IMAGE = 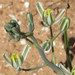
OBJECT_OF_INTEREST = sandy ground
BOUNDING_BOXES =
[0,0,75,75]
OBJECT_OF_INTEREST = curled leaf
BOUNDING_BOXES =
[60,17,70,32]
[42,40,51,53]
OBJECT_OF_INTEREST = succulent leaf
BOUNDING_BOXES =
[54,9,66,25]
[27,12,34,32]
[21,45,30,61]
[60,17,70,32]
[3,54,12,66]
[36,1,44,18]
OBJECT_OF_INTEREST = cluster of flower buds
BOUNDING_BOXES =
[11,53,23,70]
[3,45,30,71]
[42,40,51,53]
[42,8,54,26]
[36,1,66,26]
[4,19,21,41]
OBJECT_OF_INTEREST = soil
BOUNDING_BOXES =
[0,0,75,75]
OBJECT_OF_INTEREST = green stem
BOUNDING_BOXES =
[21,63,47,71]
[64,31,72,70]
[30,35,64,75]
[51,31,61,45]
[50,26,55,64]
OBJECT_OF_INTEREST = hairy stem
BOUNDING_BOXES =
[50,26,55,64]
[64,31,72,70]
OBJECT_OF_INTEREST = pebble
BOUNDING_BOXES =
[61,45,64,49]
[24,2,30,8]
[70,31,72,34]
[56,63,58,66]
[33,73,37,75]
[41,27,49,32]
[20,11,24,15]
[39,68,43,71]
[53,41,55,47]
[20,0,24,3]
[0,4,2,9]
[20,39,26,45]
[18,20,22,25]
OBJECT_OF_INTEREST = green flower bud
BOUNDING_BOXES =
[42,8,54,26]
[3,45,30,71]
[27,12,34,32]
[11,53,22,69]
[60,17,70,32]
[4,19,21,41]
[11,53,18,68]
[16,54,22,66]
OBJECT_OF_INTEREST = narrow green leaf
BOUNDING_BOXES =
[60,17,70,32]
[21,45,30,61]
[36,1,44,18]
[53,9,66,25]
[27,12,34,32]
[3,54,12,66]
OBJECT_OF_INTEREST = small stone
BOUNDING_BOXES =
[41,27,49,32]
[18,20,22,25]
[70,31,72,34]
[20,11,24,15]
[20,0,24,3]
[44,27,49,32]
[61,45,64,49]
[33,73,37,75]
[53,41,55,47]
[0,4,2,9]
[20,39,26,45]
[39,68,43,71]
[56,63,58,66]
[24,2,30,8]
[41,27,45,31]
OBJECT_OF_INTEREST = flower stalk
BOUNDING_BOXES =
[50,26,55,64]
[64,30,72,70]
